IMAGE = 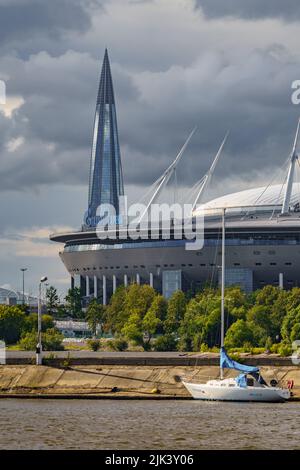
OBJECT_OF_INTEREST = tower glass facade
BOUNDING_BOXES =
[85,49,124,227]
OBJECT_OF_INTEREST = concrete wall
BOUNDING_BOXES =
[0,365,299,399]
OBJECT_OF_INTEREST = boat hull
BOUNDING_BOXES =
[182,381,290,402]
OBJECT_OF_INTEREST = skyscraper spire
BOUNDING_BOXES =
[85,49,124,227]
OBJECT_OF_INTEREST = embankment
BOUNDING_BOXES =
[0,364,299,399]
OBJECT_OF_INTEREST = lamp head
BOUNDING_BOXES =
[40,276,48,283]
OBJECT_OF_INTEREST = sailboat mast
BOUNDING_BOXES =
[220,207,226,379]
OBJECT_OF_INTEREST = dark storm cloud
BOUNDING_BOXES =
[2,0,300,294]
[0,0,91,44]
[195,0,300,22]
[1,0,300,194]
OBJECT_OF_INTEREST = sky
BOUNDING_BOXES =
[1,0,300,298]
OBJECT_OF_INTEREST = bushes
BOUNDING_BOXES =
[154,334,178,352]
[278,342,292,357]
[87,339,101,351]
[108,338,128,351]
[18,328,64,351]
[43,328,64,350]
[18,331,37,351]
[0,305,25,344]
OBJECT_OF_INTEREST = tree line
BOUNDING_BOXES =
[1,283,300,354]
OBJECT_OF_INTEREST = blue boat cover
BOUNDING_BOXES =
[220,347,259,373]
[235,373,247,388]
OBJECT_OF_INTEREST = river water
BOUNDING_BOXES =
[0,399,299,449]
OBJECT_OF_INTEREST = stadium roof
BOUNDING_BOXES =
[201,182,300,212]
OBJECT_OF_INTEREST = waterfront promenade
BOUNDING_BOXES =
[4,351,294,366]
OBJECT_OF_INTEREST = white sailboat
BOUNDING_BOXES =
[182,208,291,402]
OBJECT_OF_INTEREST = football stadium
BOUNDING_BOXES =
[50,51,300,303]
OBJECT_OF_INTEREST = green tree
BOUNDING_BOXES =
[148,294,167,323]
[281,305,300,343]
[224,319,254,349]
[65,287,83,318]
[254,285,281,307]
[253,285,289,341]
[178,289,221,351]
[86,299,106,337]
[225,286,248,320]
[122,312,143,345]
[142,310,160,348]
[124,284,156,318]
[105,286,127,334]
[46,286,59,315]
[0,305,25,344]
[247,305,272,335]
[291,323,300,343]
[121,288,164,350]
[55,304,68,318]
[164,290,186,334]
[23,313,54,333]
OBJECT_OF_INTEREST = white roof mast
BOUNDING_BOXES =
[138,127,197,223]
[191,131,229,213]
[281,118,300,214]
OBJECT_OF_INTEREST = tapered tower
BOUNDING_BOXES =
[84,49,124,227]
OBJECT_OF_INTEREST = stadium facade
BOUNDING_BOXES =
[50,51,300,304]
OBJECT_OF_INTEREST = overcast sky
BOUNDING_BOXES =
[1,0,300,297]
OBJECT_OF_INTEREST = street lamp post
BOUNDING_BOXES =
[36,276,48,366]
[20,268,28,304]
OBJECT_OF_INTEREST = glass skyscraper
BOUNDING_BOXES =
[84,49,124,227]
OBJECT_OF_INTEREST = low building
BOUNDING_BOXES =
[54,320,100,339]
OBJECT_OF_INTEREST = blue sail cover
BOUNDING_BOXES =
[220,347,259,373]
[235,373,247,388]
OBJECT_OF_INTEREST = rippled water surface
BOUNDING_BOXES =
[0,399,299,449]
